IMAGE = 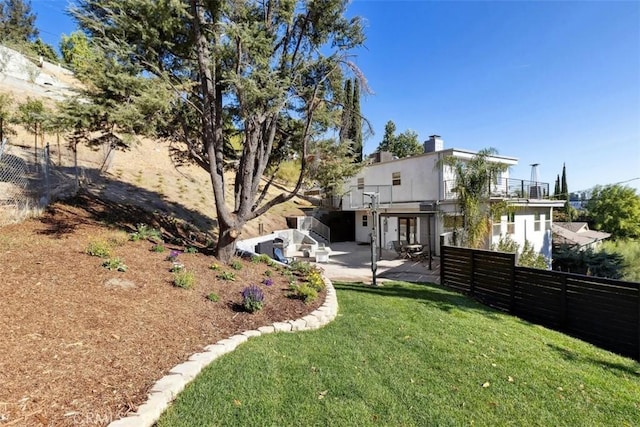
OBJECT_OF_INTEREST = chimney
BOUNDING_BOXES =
[424,135,444,153]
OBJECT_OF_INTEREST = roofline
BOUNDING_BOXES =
[364,147,519,167]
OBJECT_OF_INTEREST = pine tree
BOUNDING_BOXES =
[561,163,568,200]
[0,0,38,43]
[349,81,362,162]
[554,174,560,198]
[73,0,366,262]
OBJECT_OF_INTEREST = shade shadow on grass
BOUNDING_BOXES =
[334,281,504,320]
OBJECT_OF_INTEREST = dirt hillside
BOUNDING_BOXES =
[0,45,312,239]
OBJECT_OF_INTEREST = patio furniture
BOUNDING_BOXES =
[392,240,409,259]
[315,244,331,263]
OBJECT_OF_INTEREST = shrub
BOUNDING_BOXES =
[206,292,220,302]
[230,259,243,270]
[264,269,273,277]
[289,283,317,304]
[185,246,198,254]
[107,231,129,247]
[86,240,111,258]
[251,253,273,264]
[290,260,313,276]
[151,243,166,253]
[241,285,265,313]
[263,278,274,286]
[209,263,221,271]
[166,250,181,262]
[306,270,326,292]
[130,223,162,242]
[218,271,236,281]
[173,270,195,289]
[102,258,127,272]
[170,262,185,273]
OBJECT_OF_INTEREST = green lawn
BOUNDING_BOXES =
[158,281,640,427]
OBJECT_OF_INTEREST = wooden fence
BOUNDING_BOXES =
[440,243,640,361]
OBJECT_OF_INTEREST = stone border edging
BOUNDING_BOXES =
[107,276,338,427]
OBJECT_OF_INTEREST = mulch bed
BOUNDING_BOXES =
[0,194,323,426]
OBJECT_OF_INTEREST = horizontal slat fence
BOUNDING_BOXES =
[440,242,640,361]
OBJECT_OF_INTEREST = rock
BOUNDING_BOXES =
[104,278,137,290]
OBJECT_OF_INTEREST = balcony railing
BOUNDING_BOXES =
[444,178,551,200]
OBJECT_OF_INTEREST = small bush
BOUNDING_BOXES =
[241,285,265,313]
[290,260,313,276]
[306,270,326,292]
[170,262,185,273]
[218,271,236,281]
[173,270,195,289]
[206,292,220,302]
[263,278,274,286]
[289,283,317,304]
[185,246,198,254]
[264,269,273,277]
[251,253,273,264]
[130,223,162,242]
[209,263,221,271]
[102,258,127,272]
[230,259,243,270]
[166,250,181,262]
[151,243,166,253]
[86,240,111,258]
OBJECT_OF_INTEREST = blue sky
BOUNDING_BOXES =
[32,0,640,193]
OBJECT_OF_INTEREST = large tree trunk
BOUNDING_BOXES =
[216,218,242,263]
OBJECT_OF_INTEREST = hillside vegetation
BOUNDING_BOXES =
[0,44,311,239]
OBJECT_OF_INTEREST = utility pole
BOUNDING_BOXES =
[364,192,379,286]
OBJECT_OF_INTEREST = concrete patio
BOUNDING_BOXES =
[294,241,440,284]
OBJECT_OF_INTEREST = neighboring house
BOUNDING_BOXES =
[337,135,565,259]
[552,222,611,250]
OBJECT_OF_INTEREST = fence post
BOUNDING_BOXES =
[560,274,567,329]
[44,143,50,205]
[509,253,516,313]
[469,250,475,296]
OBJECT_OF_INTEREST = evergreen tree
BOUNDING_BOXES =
[376,120,421,158]
[0,0,38,43]
[553,174,560,198]
[72,0,366,262]
[349,81,362,162]
[32,38,60,62]
[561,163,568,200]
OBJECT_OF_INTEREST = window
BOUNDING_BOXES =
[507,212,515,234]
[534,212,541,231]
[392,172,401,186]
[362,215,368,227]
[357,177,364,190]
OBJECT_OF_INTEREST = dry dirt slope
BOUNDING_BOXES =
[0,45,311,239]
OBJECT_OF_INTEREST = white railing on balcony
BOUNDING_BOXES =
[296,216,330,243]
[346,185,393,209]
[444,178,551,200]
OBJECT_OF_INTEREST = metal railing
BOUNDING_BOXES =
[444,178,551,200]
[345,185,393,209]
[296,216,331,243]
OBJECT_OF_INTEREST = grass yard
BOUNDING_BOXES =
[158,281,640,427]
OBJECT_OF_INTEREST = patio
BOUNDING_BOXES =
[292,241,440,284]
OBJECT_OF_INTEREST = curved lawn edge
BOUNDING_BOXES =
[107,276,338,427]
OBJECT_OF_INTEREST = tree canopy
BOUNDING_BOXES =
[586,184,640,239]
[375,120,422,158]
[0,0,38,43]
[71,0,366,261]
[439,148,509,248]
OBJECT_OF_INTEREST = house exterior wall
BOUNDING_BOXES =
[492,206,554,260]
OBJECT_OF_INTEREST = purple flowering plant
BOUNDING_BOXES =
[263,278,274,286]
[241,285,265,313]
[166,250,181,262]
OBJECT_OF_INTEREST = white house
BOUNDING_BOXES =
[338,135,564,260]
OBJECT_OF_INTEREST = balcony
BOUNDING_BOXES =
[444,178,551,200]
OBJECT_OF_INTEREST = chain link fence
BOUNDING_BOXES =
[0,139,80,225]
